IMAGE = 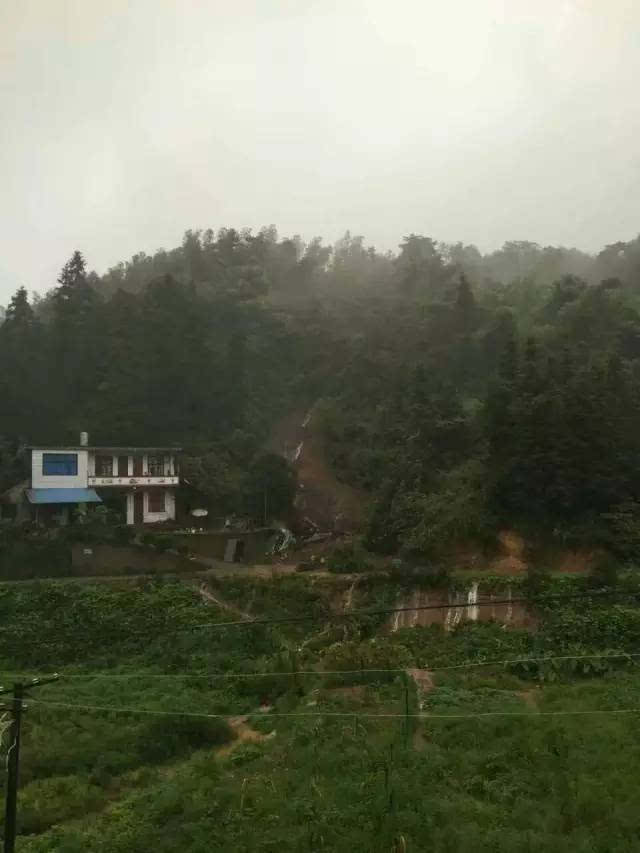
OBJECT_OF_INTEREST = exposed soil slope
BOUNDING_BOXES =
[267,405,368,532]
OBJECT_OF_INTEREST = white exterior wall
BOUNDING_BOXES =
[32,448,178,525]
[143,489,176,523]
[31,449,89,489]
[166,490,176,520]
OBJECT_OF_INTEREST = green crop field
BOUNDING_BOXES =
[2,576,640,852]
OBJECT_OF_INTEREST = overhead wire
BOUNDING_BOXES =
[181,588,640,631]
[26,696,640,721]
[0,588,634,649]
[4,651,639,683]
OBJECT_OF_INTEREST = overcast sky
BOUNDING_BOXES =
[1,0,639,300]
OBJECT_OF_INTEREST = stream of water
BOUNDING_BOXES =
[391,583,533,631]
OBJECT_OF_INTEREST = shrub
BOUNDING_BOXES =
[136,715,234,764]
[389,559,451,588]
[600,501,640,560]
[399,461,496,559]
[327,542,373,573]
[589,553,620,589]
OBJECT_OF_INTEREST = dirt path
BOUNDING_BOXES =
[406,668,434,750]
[217,715,275,758]
[406,668,434,709]
[196,582,254,621]
[516,688,540,710]
[344,577,359,610]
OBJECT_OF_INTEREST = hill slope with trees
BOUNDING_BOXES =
[3,227,640,554]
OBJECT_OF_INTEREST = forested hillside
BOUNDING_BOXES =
[4,230,640,851]
[3,228,640,553]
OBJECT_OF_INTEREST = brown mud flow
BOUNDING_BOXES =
[267,406,367,531]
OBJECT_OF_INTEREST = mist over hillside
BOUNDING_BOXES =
[2,226,640,557]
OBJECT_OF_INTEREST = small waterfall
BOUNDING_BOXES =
[389,582,527,632]
[444,590,464,632]
[452,591,464,629]
[391,608,401,632]
[443,600,454,632]
[467,582,479,622]
[410,588,422,628]
[293,441,304,462]
[344,579,357,610]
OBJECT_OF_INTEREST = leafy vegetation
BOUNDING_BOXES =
[3,229,640,542]
[4,227,640,846]
[0,575,638,850]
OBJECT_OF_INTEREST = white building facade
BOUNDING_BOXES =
[28,435,180,525]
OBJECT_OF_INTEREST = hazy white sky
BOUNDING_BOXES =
[1,0,639,299]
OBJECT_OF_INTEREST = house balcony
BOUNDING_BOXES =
[88,475,179,488]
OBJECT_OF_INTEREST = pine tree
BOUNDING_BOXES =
[4,286,35,328]
[0,287,45,439]
[48,251,103,438]
[486,331,519,517]
[453,274,478,335]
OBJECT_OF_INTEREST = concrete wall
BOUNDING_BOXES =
[71,543,197,576]
[31,449,89,489]
[126,492,134,524]
[173,529,274,562]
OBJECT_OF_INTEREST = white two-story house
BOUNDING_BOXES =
[25,432,180,525]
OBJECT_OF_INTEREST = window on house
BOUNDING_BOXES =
[95,455,114,477]
[42,453,78,476]
[147,491,165,513]
[147,455,164,476]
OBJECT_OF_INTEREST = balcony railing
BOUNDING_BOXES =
[88,475,179,487]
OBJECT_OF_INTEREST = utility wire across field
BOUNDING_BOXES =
[0,588,632,648]
[3,651,639,683]
[24,696,640,722]
[181,588,640,631]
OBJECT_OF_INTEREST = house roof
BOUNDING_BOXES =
[26,488,102,505]
[26,446,182,453]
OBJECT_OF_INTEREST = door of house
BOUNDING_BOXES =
[133,456,143,477]
[118,456,129,477]
[134,491,144,524]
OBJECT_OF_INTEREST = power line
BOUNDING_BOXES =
[0,589,632,648]
[3,651,639,684]
[1,675,59,853]
[181,588,640,631]
[26,696,640,721]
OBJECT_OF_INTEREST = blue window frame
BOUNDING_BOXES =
[42,453,78,476]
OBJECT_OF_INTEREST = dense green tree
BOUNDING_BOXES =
[3,224,640,550]
[0,287,45,439]
[452,273,478,335]
[394,234,448,297]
